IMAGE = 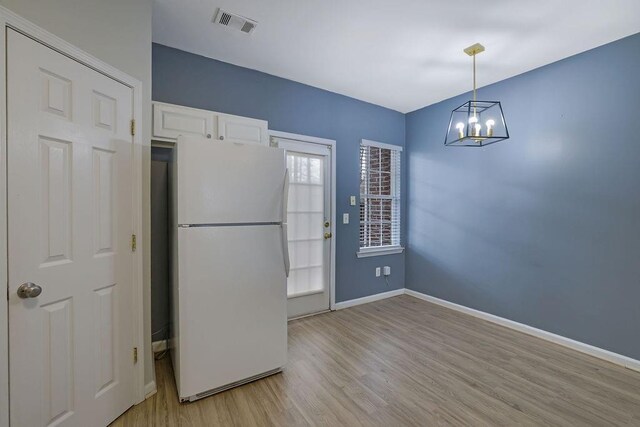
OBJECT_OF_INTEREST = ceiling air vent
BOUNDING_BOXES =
[213,9,257,34]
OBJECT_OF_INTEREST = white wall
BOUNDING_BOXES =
[0,0,155,414]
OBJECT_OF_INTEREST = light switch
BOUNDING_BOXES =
[343,213,349,224]
[375,267,381,277]
[350,196,357,206]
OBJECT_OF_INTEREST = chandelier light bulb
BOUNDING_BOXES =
[485,119,495,137]
[455,122,465,139]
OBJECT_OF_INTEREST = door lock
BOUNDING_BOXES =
[324,232,333,239]
[17,282,42,299]
[324,221,330,228]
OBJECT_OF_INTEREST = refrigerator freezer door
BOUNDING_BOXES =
[177,225,287,399]
[177,136,286,225]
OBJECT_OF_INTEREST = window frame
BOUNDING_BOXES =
[357,139,404,258]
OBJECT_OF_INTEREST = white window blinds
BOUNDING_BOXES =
[359,140,402,250]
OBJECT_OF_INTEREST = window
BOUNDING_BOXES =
[358,140,403,257]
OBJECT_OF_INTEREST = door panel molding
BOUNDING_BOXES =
[0,7,145,427]
[269,130,337,312]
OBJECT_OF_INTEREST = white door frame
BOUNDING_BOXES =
[0,8,146,426]
[269,130,337,311]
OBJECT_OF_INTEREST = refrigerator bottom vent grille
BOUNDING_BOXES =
[184,368,283,402]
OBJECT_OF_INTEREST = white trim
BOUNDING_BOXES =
[3,11,141,88]
[0,15,7,427]
[0,7,147,420]
[151,139,175,148]
[270,130,336,147]
[269,130,337,311]
[334,288,404,310]
[357,246,405,258]
[359,140,402,250]
[292,285,640,373]
[361,138,403,152]
[404,289,640,373]
[144,381,157,399]
[152,340,168,353]
[279,141,330,156]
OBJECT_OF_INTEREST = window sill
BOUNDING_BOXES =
[356,246,405,258]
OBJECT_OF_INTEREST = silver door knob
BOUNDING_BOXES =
[17,282,42,299]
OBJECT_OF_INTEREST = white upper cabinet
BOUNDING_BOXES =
[217,113,268,145]
[153,102,215,140]
[152,102,268,145]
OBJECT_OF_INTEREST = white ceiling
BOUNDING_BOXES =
[153,0,640,113]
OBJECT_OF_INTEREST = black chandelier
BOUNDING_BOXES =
[444,43,509,147]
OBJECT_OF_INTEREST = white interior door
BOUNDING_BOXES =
[275,139,333,318]
[7,29,135,426]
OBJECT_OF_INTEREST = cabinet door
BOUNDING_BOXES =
[153,103,214,140]
[216,113,268,145]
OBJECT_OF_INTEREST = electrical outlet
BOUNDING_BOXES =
[350,195,357,206]
[383,266,391,276]
[343,213,349,224]
[375,267,381,277]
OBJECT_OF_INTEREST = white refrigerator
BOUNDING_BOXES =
[171,136,289,402]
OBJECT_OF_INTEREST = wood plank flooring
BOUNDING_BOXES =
[113,295,640,426]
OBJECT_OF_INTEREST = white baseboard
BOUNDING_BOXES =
[152,340,168,353]
[404,288,640,373]
[334,288,404,310]
[148,288,640,377]
[144,380,157,399]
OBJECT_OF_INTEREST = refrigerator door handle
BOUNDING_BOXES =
[281,223,290,277]
[282,169,289,224]
[282,169,290,276]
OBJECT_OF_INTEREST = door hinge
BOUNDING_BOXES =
[130,119,136,136]
[133,347,138,364]
[131,234,137,252]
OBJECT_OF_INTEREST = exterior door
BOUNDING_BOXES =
[275,139,332,318]
[7,29,135,426]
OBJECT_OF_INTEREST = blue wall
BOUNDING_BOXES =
[405,33,640,360]
[153,43,406,302]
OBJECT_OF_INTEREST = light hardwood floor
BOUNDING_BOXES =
[113,295,640,426]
